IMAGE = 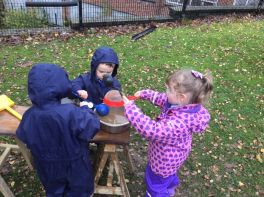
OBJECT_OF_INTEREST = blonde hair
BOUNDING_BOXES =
[166,69,213,104]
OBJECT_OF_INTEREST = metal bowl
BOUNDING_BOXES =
[97,106,130,134]
[100,120,130,134]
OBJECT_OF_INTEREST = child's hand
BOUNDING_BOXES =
[123,96,132,105]
[77,90,88,100]
[134,91,142,98]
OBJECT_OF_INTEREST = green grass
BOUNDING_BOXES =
[0,17,263,196]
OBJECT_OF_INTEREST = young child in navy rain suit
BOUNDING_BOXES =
[71,46,121,104]
[16,63,100,197]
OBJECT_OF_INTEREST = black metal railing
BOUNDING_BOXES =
[24,1,80,28]
[0,0,263,35]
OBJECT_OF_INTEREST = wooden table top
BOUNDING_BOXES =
[0,105,130,145]
[0,105,26,136]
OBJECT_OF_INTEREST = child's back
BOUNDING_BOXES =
[16,63,100,196]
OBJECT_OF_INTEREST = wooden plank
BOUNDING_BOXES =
[94,185,123,195]
[111,153,121,184]
[0,106,28,135]
[93,144,104,173]
[0,144,19,150]
[107,160,114,187]
[0,142,33,170]
[94,152,109,184]
[105,144,116,153]
[0,148,11,168]
[111,153,130,197]
[90,129,130,145]
[0,175,15,197]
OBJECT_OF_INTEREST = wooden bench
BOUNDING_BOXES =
[0,106,33,197]
[90,129,133,197]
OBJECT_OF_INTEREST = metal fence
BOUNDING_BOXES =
[0,0,263,35]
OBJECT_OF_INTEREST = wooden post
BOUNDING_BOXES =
[0,176,15,197]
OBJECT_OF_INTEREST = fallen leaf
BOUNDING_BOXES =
[11,181,15,187]
[256,154,263,163]
[238,181,244,187]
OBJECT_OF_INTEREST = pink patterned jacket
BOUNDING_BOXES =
[124,89,210,177]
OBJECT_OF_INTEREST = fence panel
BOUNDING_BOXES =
[0,0,263,35]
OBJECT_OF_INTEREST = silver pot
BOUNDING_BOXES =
[97,106,130,134]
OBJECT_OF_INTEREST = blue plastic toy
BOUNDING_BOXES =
[95,104,109,116]
[72,91,109,116]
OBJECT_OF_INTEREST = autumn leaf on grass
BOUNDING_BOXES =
[11,181,15,187]
[26,37,33,41]
[238,181,245,187]
[237,144,243,149]
[87,48,93,59]
[256,154,263,163]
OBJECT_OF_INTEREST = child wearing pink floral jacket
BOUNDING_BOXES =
[123,69,213,197]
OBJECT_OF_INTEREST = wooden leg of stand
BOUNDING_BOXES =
[0,145,15,197]
[123,145,135,174]
[0,141,33,197]
[0,148,11,169]
[14,138,33,170]
[107,160,114,186]
[93,143,103,173]
[111,153,130,197]
[94,144,130,196]
[0,175,15,197]
[94,151,109,184]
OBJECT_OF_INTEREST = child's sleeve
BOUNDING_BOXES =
[71,75,85,93]
[140,89,167,108]
[70,107,100,141]
[124,102,181,145]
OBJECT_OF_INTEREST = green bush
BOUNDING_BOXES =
[2,9,49,28]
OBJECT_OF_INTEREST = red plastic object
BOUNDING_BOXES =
[103,90,138,107]
[127,95,138,100]
[103,95,138,107]
[103,97,124,107]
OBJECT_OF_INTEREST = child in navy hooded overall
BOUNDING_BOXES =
[71,46,121,104]
[16,63,100,197]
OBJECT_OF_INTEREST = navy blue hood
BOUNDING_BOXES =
[90,46,119,80]
[28,63,71,106]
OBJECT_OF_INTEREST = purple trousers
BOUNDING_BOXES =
[145,163,180,197]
